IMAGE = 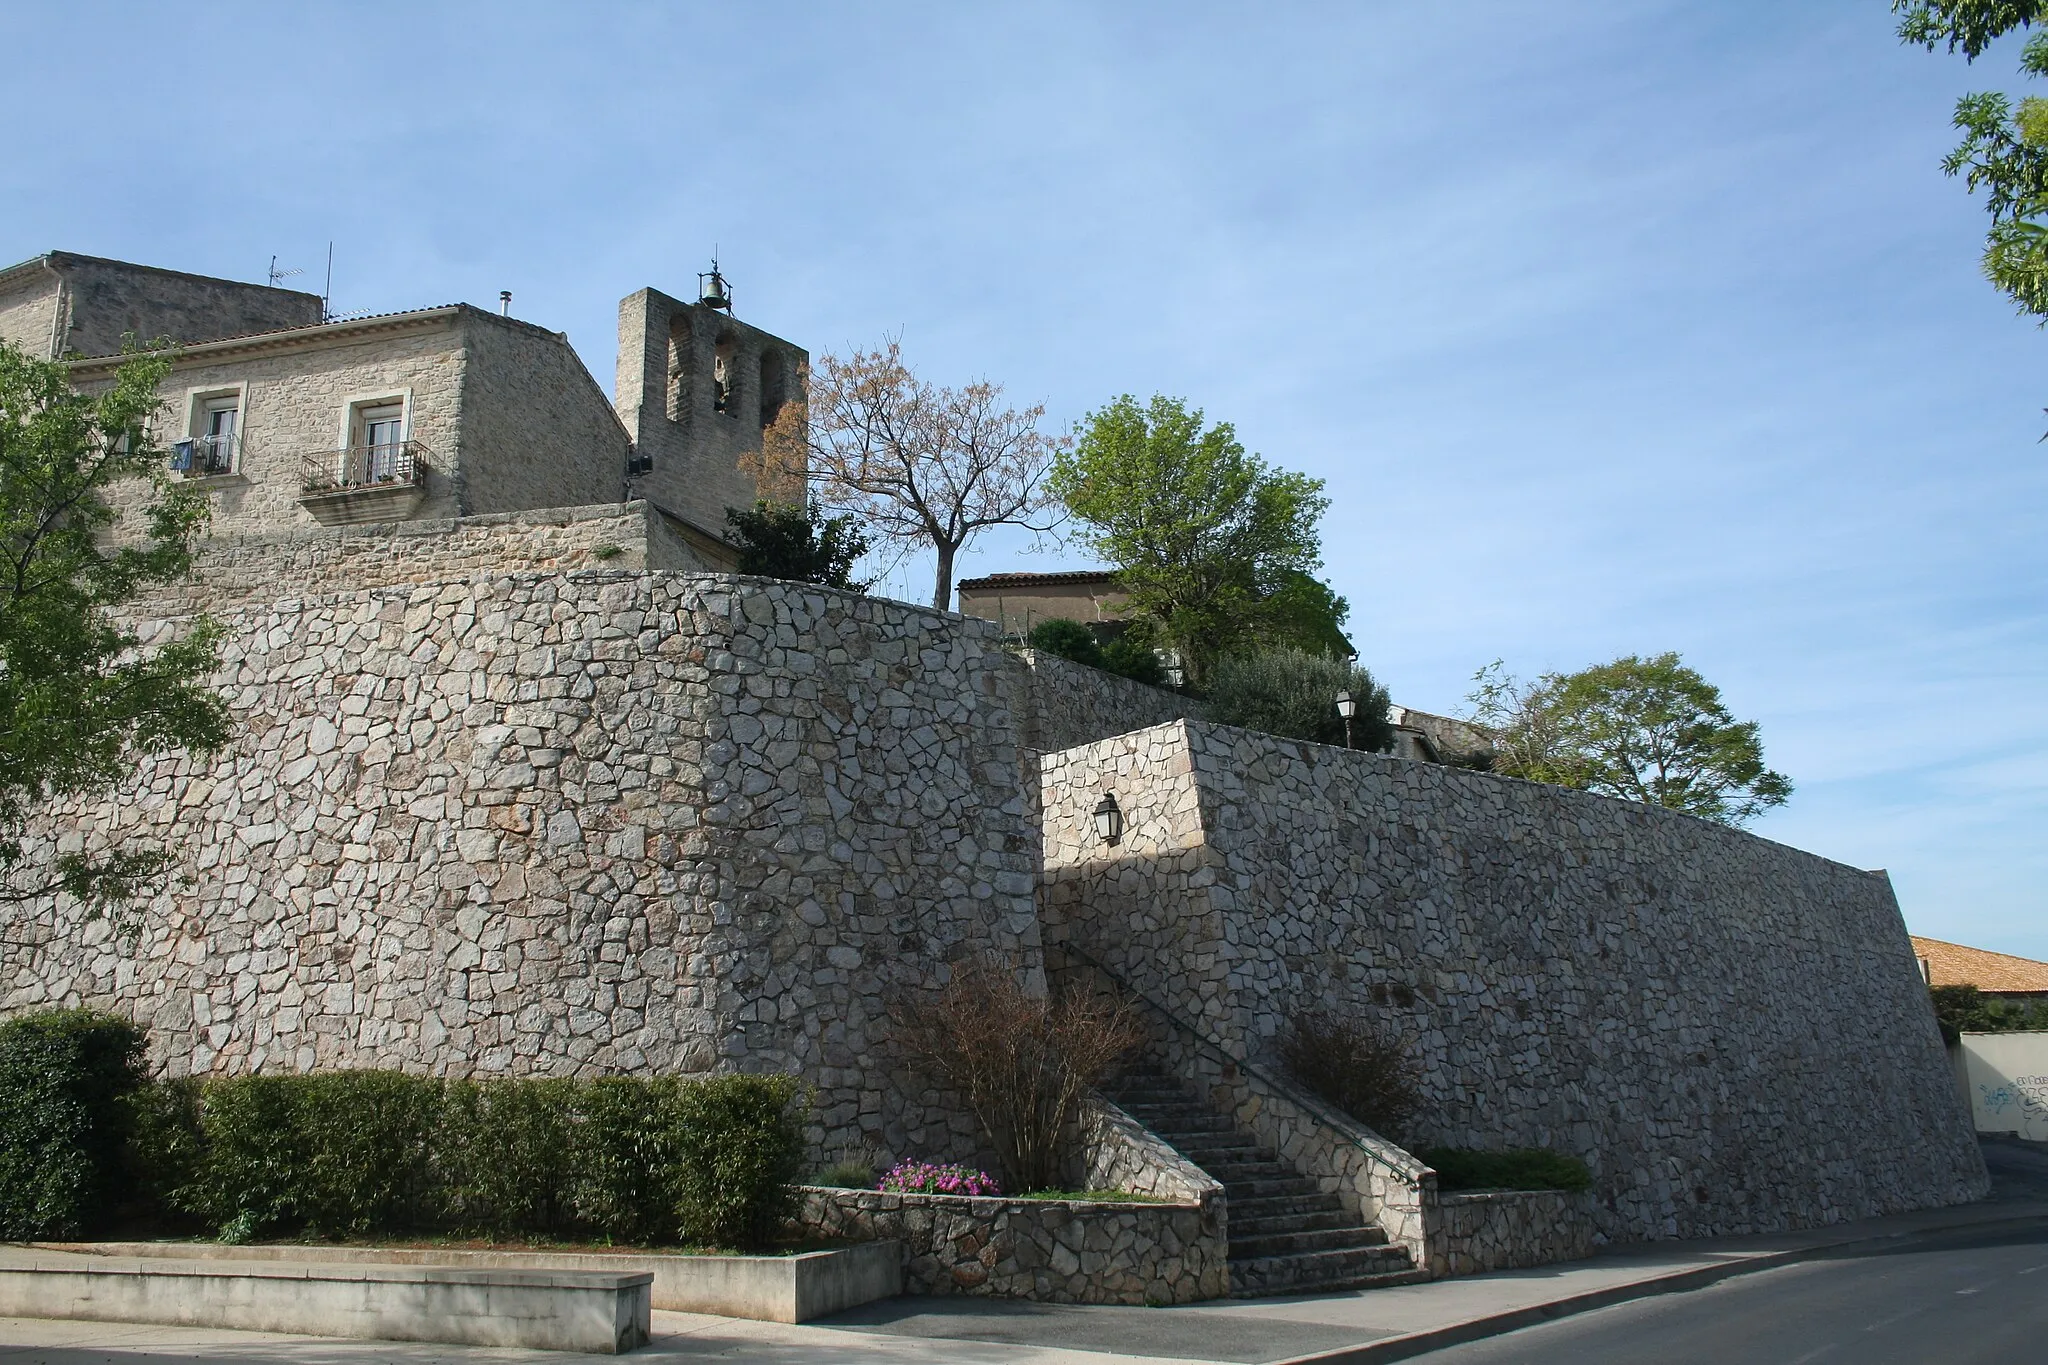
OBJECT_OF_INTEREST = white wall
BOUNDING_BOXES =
[1958,1032,2048,1139]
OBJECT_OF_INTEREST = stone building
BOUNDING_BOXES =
[13,251,803,565]
[0,251,1991,1302]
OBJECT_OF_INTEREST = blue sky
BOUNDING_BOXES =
[7,2,2043,955]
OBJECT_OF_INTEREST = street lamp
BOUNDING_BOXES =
[1335,690,1357,750]
[1093,792,1124,846]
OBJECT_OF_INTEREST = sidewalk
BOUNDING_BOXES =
[5,1160,2046,1365]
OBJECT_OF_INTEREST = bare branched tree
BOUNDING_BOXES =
[889,957,1140,1192]
[797,340,1065,609]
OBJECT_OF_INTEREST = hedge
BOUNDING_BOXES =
[1419,1146,1593,1193]
[0,1010,810,1250]
[0,1009,149,1238]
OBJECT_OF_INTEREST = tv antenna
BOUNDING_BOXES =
[267,255,305,288]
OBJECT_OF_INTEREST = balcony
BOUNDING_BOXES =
[297,440,432,526]
[168,434,238,479]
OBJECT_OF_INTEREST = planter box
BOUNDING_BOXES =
[0,1248,648,1354]
[39,1240,901,1324]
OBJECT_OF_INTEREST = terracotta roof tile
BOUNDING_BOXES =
[1911,936,2048,993]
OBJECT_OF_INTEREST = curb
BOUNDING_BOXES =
[1265,1210,2048,1365]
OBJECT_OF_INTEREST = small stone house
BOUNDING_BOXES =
[6,251,804,566]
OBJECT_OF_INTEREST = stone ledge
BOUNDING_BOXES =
[39,1240,902,1324]
[0,1249,649,1354]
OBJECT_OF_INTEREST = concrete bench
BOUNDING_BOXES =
[0,1250,650,1354]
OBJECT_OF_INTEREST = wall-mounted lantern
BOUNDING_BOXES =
[1093,792,1124,846]
[1335,690,1357,750]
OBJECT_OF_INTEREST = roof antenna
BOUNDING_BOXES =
[322,242,334,322]
[698,250,732,312]
[267,254,304,288]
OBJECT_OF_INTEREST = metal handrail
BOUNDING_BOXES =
[300,440,431,493]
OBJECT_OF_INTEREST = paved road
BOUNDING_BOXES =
[1417,1220,2048,1364]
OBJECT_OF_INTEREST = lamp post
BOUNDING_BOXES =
[1093,792,1124,846]
[1335,690,1357,750]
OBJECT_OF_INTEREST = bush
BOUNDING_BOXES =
[811,1161,878,1189]
[136,1070,808,1250]
[671,1074,807,1248]
[439,1077,577,1238]
[1930,984,2048,1046]
[1100,635,1168,686]
[1277,1009,1421,1140]
[0,1009,149,1238]
[889,958,1140,1193]
[1420,1147,1593,1193]
[1205,649,1394,751]
[1027,618,1103,668]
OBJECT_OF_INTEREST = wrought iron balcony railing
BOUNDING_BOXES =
[301,440,431,494]
[168,434,238,478]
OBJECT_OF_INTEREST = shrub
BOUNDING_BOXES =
[1420,1147,1593,1193]
[1028,618,1103,668]
[1100,635,1168,686]
[439,1077,577,1238]
[890,959,1140,1193]
[124,1076,206,1229]
[811,1161,878,1189]
[879,1160,1001,1196]
[1277,1009,1422,1140]
[1929,983,2048,1045]
[569,1076,688,1245]
[1205,649,1394,751]
[670,1074,807,1249]
[136,1070,808,1249]
[0,1008,149,1238]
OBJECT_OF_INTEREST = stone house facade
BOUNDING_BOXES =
[23,253,804,565]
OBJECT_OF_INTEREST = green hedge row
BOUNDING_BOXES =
[0,1010,809,1249]
[1419,1146,1594,1193]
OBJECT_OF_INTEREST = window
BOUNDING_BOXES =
[173,387,244,477]
[360,403,404,482]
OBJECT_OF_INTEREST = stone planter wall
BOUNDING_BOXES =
[796,1186,1226,1304]
[1431,1190,1597,1276]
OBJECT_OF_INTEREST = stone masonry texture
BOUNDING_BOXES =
[8,572,1039,1164]
[1038,720,1989,1245]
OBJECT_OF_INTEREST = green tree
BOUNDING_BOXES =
[1026,617,1170,687]
[1897,2,2048,316]
[0,341,230,908]
[1466,653,1791,826]
[1050,395,1332,686]
[1205,649,1394,752]
[723,499,871,592]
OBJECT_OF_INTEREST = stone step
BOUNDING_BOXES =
[1228,1244,1418,1298]
[1226,1206,1359,1239]
[1198,1158,1299,1183]
[1219,1191,1350,1222]
[1117,1107,1235,1134]
[1229,1224,1390,1260]
[1215,1174,1322,1200]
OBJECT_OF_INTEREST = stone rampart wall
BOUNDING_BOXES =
[795,1187,1225,1304]
[133,503,709,617]
[1002,650,1203,757]
[1435,1190,1595,1275]
[1039,721,1988,1245]
[6,571,1038,1165]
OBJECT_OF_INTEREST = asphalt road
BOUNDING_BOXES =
[1417,1220,2048,1364]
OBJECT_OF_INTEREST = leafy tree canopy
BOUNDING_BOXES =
[1897,2,2048,317]
[723,499,871,592]
[1205,648,1393,753]
[1930,982,2048,1044]
[1025,616,1169,687]
[0,341,230,909]
[1465,652,1790,826]
[1050,395,1331,686]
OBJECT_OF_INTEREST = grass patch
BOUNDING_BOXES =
[1420,1147,1592,1193]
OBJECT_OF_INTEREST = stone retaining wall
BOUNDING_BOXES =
[795,1187,1225,1304]
[1003,650,1202,757]
[1039,721,1988,1245]
[133,503,707,617]
[1434,1190,1596,1275]
[7,571,1038,1165]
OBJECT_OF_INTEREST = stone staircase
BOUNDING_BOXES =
[1106,1064,1423,1297]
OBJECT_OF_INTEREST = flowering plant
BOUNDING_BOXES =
[877,1160,1002,1197]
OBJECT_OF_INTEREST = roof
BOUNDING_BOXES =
[1911,936,2048,994]
[956,570,1121,592]
[63,302,572,371]
[0,250,323,305]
